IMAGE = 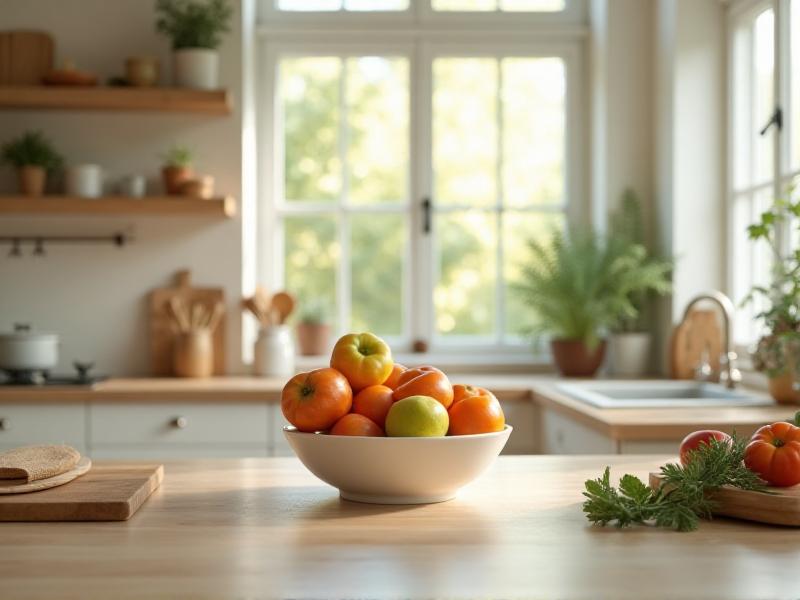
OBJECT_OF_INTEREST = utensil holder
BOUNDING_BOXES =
[173,330,213,378]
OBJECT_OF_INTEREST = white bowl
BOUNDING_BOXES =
[283,425,512,504]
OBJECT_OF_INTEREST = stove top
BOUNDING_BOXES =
[1,362,106,386]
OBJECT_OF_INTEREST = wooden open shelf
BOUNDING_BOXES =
[0,195,236,218]
[0,86,231,114]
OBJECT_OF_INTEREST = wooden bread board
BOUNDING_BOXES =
[0,456,92,494]
[0,31,54,85]
[149,269,226,376]
[650,472,800,527]
[670,309,723,380]
[0,464,163,521]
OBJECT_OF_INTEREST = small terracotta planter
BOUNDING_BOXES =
[296,322,331,356]
[162,165,193,195]
[17,165,46,196]
[550,338,607,378]
[768,371,800,405]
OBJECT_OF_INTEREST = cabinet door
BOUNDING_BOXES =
[0,403,86,453]
[540,409,616,454]
[268,404,294,457]
[500,401,539,454]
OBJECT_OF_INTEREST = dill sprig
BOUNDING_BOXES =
[582,435,770,532]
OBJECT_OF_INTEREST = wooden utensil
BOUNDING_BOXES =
[0,457,92,495]
[670,309,723,380]
[270,291,296,324]
[149,270,225,376]
[0,463,163,521]
[650,472,800,527]
[0,30,54,85]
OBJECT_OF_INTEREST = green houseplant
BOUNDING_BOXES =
[295,301,332,357]
[607,189,673,376]
[746,182,800,404]
[1,131,62,197]
[160,145,194,194]
[155,0,232,89]
[515,224,672,377]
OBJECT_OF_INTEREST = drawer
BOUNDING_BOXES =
[0,403,86,447]
[90,445,269,459]
[90,403,268,446]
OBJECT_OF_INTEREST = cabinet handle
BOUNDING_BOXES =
[171,416,188,429]
[0,418,8,431]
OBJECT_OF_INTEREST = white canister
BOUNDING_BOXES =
[119,174,146,198]
[65,164,103,198]
[173,48,219,90]
[253,325,295,377]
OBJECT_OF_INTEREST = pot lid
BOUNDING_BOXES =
[0,323,59,342]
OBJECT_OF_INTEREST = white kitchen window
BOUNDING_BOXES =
[727,0,800,345]
[257,2,585,353]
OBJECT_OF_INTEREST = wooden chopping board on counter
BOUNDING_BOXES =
[670,309,723,380]
[0,30,54,85]
[149,269,226,376]
[650,472,800,527]
[0,464,163,521]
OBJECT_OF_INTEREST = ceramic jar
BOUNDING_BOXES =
[173,330,213,378]
[65,164,103,198]
[254,325,294,377]
[173,49,219,90]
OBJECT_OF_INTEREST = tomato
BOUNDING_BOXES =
[352,384,395,429]
[382,363,407,390]
[452,384,497,405]
[448,393,505,436]
[744,422,800,487]
[329,413,384,437]
[678,430,732,466]
[330,332,393,392]
[393,365,454,409]
[281,368,352,433]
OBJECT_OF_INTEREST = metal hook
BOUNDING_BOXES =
[8,239,21,258]
[33,238,45,256]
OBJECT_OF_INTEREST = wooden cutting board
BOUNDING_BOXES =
[670,309,723,380]
[149,269,226,376]
[0,31,54,85]
[0,464,163,521]
[650,472,800,526]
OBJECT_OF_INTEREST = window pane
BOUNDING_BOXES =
[504,211,564,336]
[433,58,497,207]
[278,0,408,9]
[792,0,800,171]
[347,56,409,204]
[278,0,342,11]
[501,0,565,10]
[345,0,408,9]
[281,57,341,202]
[753,8,774,184]
[433,0,496,10]
[284,216,339,330]
[432,0,564,10]
[351,214,405,335]
[502,58,565,207]
[435,211,497,337]
[732,23,752,190]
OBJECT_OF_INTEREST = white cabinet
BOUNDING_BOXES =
[0,403,86,454]
[268,404,293,457]
[500,401,539,454]
[540,409,617,454]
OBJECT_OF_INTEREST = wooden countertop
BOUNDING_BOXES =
[2,456,798,599]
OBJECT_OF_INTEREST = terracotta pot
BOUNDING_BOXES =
[550,338,607,378]
[768,371,800,405]
[17,165,46,196]
[173,330,213,378]
[161,165,193,195]
[296,322,331,356]
[179,176,214,199]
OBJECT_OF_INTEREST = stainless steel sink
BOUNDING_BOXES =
[555,380,773,408]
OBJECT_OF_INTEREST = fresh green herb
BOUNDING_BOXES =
[1,131,62,170]
[155,0,232,50]
[161,145,193,168]
[582,436,769,532]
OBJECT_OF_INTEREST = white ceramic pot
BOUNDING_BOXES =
[0,324,59,372]
[254,325,294,377]
[119,174,146,198]
[608,332,652,378]
[173,48,219,90]
[65,164,103,198]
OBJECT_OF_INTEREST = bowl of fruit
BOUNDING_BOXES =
[281,332,512,504]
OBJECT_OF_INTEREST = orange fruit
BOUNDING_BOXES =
[452,384,497,405]
[329,413,384,437]
[352,385,395,429]
[448,394,505,436]
[393,365,454,409]
[330,332,393,391]
[382,363,407,390]
[282,368,353,433]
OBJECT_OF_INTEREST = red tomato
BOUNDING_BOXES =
[679,430,732,465]
[744,422,800,487]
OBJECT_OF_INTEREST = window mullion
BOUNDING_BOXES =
[495,57,505,346]
[338,57,351,336]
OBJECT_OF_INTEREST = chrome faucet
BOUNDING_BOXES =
[680,291,742,389]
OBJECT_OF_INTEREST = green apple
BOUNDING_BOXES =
[385,395,449,437]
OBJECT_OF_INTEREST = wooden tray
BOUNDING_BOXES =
[0,464,163,521]
[650,473,800,527]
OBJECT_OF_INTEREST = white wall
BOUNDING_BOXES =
[0,0,246,376]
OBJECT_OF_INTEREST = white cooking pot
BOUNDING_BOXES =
[0,324,59,371]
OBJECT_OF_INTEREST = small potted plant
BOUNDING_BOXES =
[746,182,800,404]
[1,131,62,197]
[155,0,232,90]
[160,145,194,194]
[607,189,673,377]
[515,226,671,378]
[296,301,331,357]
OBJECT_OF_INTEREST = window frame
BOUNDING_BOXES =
[257,16,586,357]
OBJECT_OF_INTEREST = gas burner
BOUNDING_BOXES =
[0,362,106,386]
[1,369,47,385]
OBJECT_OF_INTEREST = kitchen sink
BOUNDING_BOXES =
[554,380,774,408]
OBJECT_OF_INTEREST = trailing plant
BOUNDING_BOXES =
[514,226,672,348]
[745,179,800,378]
[1,131,62,170]
[583,434,769,532]
[161,145,193,168]
[155,0,232,50]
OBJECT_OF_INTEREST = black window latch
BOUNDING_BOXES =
[760,107,783,136]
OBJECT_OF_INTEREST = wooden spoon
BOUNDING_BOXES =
[270,291,296,324]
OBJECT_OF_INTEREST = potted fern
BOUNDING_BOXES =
[607,189,673,376]
[515,226,671,377]
[160,145,194,194]
[155,0,232,90]
[1,131,62,197]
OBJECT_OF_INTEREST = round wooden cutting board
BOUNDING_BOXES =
[0,456,92,495]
